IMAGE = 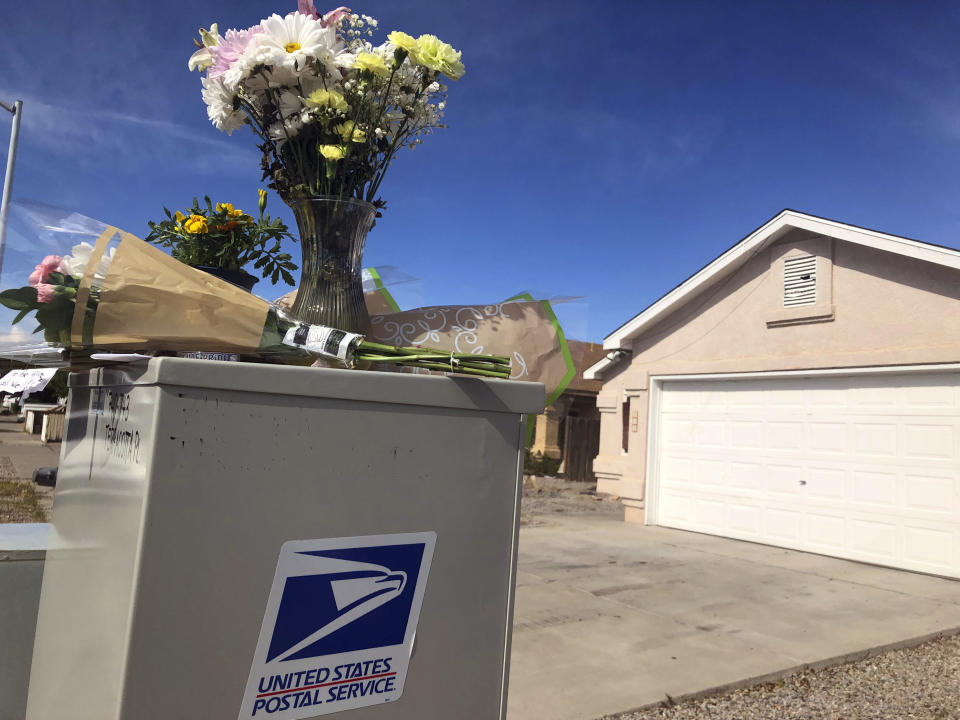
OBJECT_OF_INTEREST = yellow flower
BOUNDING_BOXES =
[414,34,465,80]
[258,189,268,214]
[216,202,244,217]
[319,145,346,161]
[174,211,186,225]
[304,89,349,113]
[354,52,390,78]
[183,214,209,234]
[335,121,366,143]
[387,31,418,54]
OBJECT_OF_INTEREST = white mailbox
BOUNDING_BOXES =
[27,358,543,720]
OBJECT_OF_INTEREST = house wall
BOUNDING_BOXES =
[595,230,960,521]
[530,395,572,460]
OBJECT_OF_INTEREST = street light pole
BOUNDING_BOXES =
[0,99,23,280]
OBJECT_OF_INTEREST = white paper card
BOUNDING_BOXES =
[281,324,361,362]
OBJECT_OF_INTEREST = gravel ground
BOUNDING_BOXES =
[604,633,960,720]
[0,478,47,523]
[520,475,622,526]
[0,447,52,522]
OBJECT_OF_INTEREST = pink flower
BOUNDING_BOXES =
[208,26,264,78]
[295,1,350,28]
[321,6,351,28]
[35,283,56,303]
[28,255,62,286]
[297,0,320,19]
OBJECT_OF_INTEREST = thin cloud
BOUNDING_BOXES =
[0,89,259,173]
[576,107,726,181]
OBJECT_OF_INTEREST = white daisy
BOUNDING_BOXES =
[255,13,347,74]
[201,76,245,135]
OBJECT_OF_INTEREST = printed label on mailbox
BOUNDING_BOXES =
[238,532,436,719]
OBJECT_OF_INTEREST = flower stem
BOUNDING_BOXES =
[358,340,510,364]
[384,360,509,379]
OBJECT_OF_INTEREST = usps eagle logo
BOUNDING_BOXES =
[267,553,414,662]
[239,533,436,720]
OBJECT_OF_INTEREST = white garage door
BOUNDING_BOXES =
[653,371,960,578]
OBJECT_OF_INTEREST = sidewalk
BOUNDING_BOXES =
[0,414,59,518]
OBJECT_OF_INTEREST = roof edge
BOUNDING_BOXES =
[592,209,960,378]
[583,353,616,381]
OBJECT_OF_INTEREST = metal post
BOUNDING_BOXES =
[0,100,23,280]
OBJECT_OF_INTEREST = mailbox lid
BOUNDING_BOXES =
[70,358,545,415]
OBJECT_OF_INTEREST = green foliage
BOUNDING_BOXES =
[0,275,79,345]
[145,194,298,285]
[0,286,39,316]
[45,369,69,400]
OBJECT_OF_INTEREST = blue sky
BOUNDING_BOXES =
[3,0,960,342]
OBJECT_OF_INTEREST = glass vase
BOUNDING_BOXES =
[288,196,376,333]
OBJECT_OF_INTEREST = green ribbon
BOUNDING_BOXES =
[505,292,576,447]
[366,267,402,313]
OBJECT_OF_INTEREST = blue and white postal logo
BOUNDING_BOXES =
[239,532,436,719]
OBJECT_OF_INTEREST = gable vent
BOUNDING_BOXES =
[783,255,817,307]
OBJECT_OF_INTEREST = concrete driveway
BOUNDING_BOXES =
[507,512,960,720]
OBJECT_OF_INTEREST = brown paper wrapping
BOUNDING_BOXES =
[71,225,121,346]
[366,301,569,392]
[68,230,565,389]
[88,233,269,353]
[283,286,568,390]
[363,291,399,316]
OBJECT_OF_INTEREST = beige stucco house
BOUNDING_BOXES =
[585,210,960,579]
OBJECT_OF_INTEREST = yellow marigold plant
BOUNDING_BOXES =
[146,193,298,285]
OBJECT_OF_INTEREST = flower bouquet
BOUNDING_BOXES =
[0,244,109,346]
[190,2,464,331]
[0,219,511,378]
[146,191,297,289]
